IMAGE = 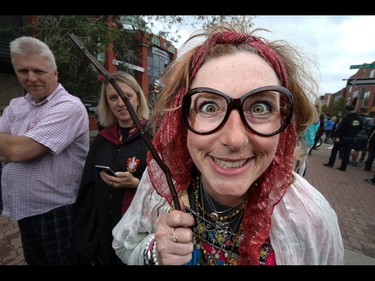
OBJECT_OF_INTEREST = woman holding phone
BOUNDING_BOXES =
[73,71,151,265]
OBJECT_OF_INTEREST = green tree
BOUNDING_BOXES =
[334,96,346,117]
[321,104,328,116]
[1,15,255,101]
[1,16,139,100]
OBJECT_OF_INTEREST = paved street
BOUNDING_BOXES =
[0,142,375,265]
[0,215,24,265]
[305,142,375,264]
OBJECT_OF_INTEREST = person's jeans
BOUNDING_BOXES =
[328,137,356,169]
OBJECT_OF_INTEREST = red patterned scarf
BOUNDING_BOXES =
[147,31,296,265]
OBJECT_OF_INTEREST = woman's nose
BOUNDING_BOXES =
[117,96,126,107]
[219,110,250,150]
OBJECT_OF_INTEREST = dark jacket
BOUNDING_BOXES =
[73,120,152,265]
[335,112,363,138]
[315,115,326,137]
[357,114,373,139]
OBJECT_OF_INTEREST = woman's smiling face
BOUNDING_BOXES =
[187,52,281,206]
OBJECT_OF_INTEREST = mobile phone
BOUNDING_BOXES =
[95,165,117,176]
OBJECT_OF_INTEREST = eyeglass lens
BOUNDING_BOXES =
[183,87,293,136]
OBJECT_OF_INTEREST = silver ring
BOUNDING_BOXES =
[110,181,113,186]
[171,228,178,243]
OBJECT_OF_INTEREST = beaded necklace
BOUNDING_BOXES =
[200,182,247,222]
[190,175,246,265]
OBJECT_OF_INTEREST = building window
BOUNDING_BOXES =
[148,46,171,97]
[364,90,370,107]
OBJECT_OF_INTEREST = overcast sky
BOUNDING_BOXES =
[170,15,375,96]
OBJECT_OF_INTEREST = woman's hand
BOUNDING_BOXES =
[100,171,139,189]
[154,209,195,265]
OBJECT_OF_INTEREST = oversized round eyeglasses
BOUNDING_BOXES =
[182,85,294,136]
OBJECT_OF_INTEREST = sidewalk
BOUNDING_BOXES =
[1,142,375,265]
[0,215,25,265]
[305,142,375,265]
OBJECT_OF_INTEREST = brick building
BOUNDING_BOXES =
[319,63,375,117]
[0,16,177,116]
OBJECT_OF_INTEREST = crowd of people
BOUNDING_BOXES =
[6,21,375,265]
[296,104,375,179]
[320,105,375,178]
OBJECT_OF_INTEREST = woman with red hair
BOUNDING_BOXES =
[112,23,344,265]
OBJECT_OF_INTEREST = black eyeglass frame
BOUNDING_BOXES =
[182,85,294,137]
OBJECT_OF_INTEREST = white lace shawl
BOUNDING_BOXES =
[112,169,344,265]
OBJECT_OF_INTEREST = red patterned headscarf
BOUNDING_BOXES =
[147,29,296,265]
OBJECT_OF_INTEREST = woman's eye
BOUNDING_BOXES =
[251,103,270,114]
[201,102,217,113]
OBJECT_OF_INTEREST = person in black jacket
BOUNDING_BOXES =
[351,107,373,166]
[73,71,152,265]
[311,113,326,151]
[324,105,363,171]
